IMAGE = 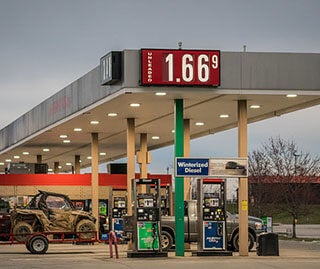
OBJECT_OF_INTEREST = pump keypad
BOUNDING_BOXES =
[203,207,225,221]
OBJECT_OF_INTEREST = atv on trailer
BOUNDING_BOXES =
[11,190,96,242]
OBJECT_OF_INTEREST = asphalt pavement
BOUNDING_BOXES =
[0,239,319,269]
[272,224,320,238]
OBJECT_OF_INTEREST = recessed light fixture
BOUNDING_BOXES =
[22,152,29,155]
[155,92,167,96]
[250,104,261,109]
[74,128,82,132]
[43,148,50,152]
[66,162,72,166]
[99,152,107,156]
[152,136,160,140]
[195,122,204,126]
[286,94,297,98]
[5,159,12,162]
[59,134,68,138]
[48,168,53,172]
[0,162,5,166]
[13,155,20,159]
[130,103,140,107]
[107,113,118,117]
[90,120,99,125]
[172,130,175,133]
[87,156,92,160]
[63,140,71,143]
[219,114,229,118]
[58,165,62,169]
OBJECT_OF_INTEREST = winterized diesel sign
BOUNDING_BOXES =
[175,157,248,178]
[175,158,209,177]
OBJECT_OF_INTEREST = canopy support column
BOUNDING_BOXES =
[238,100,248,256]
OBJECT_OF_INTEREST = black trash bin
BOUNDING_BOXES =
[256,233,279,256]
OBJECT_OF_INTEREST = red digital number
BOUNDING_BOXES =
[141,49,220,86]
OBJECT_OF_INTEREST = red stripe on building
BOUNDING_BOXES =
[0,173,172,187]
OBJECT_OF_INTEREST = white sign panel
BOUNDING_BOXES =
[209,158,248,178]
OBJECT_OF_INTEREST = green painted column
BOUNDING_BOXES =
[174,99,184,256]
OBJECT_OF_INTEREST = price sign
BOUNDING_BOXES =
[141,49,220,86]
[100,51,122,85]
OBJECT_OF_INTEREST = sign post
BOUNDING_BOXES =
[174,99,184,257]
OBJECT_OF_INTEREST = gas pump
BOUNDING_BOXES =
[128,178,167,257]
[196,178,232,256]
[111,197,127,239]
[136,193,160,251]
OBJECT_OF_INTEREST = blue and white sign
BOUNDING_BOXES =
[203,221,225,250]
[175,158,209,177]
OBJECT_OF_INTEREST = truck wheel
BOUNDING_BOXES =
[76,219,96,239]
[161,231,173,251]
[13,222,33,242]
[232,232,255,252]
[27,235,49,254]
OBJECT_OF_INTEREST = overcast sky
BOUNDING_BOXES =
[1,0,320,179]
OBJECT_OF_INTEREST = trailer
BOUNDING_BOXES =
[0,230,101,254]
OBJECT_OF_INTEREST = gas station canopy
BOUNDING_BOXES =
[0,50,319,173]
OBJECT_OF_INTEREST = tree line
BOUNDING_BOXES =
[248,137,320,238]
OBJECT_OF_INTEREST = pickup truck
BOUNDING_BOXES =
[124,200,264,252]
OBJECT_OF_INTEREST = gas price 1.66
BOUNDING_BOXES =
[141,49,220,86]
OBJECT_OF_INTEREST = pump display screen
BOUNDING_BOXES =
[204,197,219,207]
[117,200,126,208]
[138,198,154,208]
[141,49,220,86]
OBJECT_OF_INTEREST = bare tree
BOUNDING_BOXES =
[248,150,273,216]
[248,137,320,238]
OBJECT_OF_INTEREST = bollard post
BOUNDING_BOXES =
[108,231,119,259]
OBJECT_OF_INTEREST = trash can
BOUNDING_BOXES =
[256,233,279,256]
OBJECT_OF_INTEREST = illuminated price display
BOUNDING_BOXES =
[141,49,220,86]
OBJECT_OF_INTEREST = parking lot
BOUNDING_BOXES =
[273,224,320,239]
[0,240,319,269]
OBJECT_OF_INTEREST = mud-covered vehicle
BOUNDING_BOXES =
[11,190,96,242]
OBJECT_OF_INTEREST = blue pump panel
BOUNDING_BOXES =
[203,221,225,250]
[112,218,124,238]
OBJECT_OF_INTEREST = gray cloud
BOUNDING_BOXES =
[1,0,320,172]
